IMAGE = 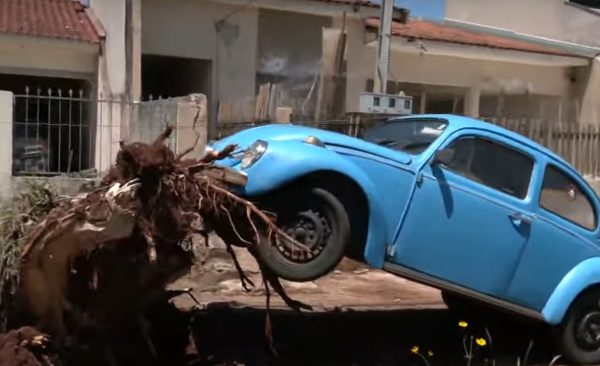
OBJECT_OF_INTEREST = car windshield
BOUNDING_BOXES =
[362,119,449,154]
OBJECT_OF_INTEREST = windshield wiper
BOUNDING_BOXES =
[371,137,399,147]
[398,141,431,151]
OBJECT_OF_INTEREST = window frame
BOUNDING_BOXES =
[538,163,598,232]
[438,134,536,201]
[361,117,449,156]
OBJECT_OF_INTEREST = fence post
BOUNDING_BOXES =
[0,91,12,169]
[0,90,13,198]
[175,94,208,157]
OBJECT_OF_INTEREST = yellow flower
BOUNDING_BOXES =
[458,320,469,328]
[411,346,419,354]
[475,338,487,347]
[427,350,434,357]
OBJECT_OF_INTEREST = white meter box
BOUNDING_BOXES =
[359,92,413,115]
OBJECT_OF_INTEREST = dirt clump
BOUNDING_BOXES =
[0,126,310,365]
[0,326,52,366]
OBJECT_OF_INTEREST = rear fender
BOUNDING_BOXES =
[240,139,391,268]
[542,257,600,324]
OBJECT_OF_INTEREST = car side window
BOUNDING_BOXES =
[441,136,534,199]
[539,165,597,230]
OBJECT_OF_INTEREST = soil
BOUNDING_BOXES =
[186,305,557,366]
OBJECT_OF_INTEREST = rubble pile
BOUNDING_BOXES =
[0,126,310,365]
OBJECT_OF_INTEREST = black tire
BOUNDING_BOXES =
[555,289,600,365]
[255,186,350,282]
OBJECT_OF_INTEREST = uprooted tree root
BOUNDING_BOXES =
[0,126,313,365]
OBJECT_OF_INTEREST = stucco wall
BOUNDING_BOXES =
[0,35,97,77]
[346,42,577,112]
[142,0,257,102]
[90,0,127,97]
[257,9,330,81]
[344,17,371,114]
[0,91,13,199]
[446,0,600,48]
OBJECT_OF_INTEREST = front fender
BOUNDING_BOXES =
[230,139,392,268]
[542,257,600,324]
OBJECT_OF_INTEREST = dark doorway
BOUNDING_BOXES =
[141,54,212,101]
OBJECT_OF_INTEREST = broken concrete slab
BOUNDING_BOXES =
[169,245,444,313]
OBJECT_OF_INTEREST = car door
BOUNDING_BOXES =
[505,162,600,310]
[389,130,537,298]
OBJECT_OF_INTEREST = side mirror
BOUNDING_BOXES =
[432,148,454,166]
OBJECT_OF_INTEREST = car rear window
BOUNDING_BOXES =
[539,165,597,230]
[443,136,534,199]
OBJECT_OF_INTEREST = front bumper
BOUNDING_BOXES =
[202,165,248,187]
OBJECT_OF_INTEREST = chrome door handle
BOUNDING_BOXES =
[509,212,532,226]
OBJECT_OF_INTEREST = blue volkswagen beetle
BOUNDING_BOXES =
[208,114,600,364]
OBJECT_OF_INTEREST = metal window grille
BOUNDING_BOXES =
[12,89,184,178]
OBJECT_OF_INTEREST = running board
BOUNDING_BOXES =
[383,261,544,321]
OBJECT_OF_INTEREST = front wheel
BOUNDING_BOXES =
[555,289,600,364]
[255,186,350,282]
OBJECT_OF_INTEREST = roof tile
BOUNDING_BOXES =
[366,18,582,58]
[308,0,379,7]
[0,0,102,43]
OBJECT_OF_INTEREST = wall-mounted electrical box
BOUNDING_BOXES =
[358,92,413,115]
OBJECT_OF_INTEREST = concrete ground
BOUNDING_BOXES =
[168,234,443,312]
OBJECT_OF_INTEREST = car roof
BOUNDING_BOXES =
[392,113,579,175]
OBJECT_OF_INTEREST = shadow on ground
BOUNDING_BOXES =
[150,305,562,366]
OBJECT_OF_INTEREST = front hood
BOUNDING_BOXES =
[209,123,413,165]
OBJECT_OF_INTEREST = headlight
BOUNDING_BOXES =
[241,140,268,169]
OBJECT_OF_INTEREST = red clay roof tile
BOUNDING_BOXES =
[308,0,379,7]
[366,18,583,58]
[0,0,102,43]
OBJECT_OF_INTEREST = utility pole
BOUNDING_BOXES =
[373,0,394,94]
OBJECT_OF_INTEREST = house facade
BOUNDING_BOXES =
[0,0,105,182]
[446,0,600,124]
[122,0,390,134]
[355,17,596,125]
[90,0,600,129]
[3,0,600,193]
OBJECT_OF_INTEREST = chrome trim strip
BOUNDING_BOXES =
[383,261,544,321]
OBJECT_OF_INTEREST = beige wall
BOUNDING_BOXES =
[257,9,330,80]
[344,17,369,115]
[346,40,580,113]
[0,90,12,198]
[0,35,98,77]
[90,0,127,97]
[446,0,600,48]
[142,0,258,102]
[256,8,332,114]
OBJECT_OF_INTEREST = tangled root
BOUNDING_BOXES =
[11,126,312,361]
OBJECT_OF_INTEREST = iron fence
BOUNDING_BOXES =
[215,114,390,139]
[12,88,98,177]
[11,89,199,178]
